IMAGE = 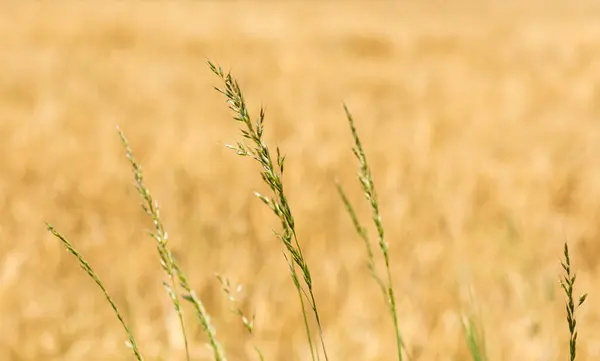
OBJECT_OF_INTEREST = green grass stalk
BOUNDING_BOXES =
[337,104,405,361]
[117,127,227,361]
[116,126,191,361]
[46,224,145,361]
[208,60,329,361]
[560,242,587,361]
[462,312,487,361]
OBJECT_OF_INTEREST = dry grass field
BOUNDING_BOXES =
[1,1,600,360]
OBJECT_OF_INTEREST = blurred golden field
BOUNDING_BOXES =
[2,1,600,360]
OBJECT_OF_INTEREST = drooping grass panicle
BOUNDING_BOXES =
[46,224,145,361]
[216,274,265,361]
[339,104,405,361]
[560,242,587,361]
[208,60,328,361]
[117,126,226,361]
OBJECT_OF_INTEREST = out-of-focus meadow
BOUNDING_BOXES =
[1,1,600,360]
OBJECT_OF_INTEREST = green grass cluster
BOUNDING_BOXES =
[46,60,588,361]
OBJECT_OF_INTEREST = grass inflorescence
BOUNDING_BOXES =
[45,60,589,361]
[336,105,407,361]
[209,60,328,361]
[118,127,227,361]
[216,273,264,361]
[560,242,588,361]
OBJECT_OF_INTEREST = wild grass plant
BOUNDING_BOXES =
[560,243,588,361]
[46,60,588,361]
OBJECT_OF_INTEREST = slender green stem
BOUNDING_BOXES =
[46,224,145,361]
[461,288,487,361]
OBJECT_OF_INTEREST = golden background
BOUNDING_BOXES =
[1,2,599,360]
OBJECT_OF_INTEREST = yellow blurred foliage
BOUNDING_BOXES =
[1,2,599,360]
